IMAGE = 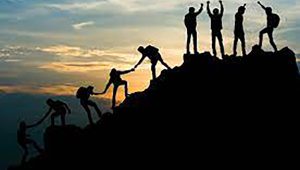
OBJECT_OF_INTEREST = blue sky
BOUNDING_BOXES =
[1,0,300,95]
[0,0,300,168]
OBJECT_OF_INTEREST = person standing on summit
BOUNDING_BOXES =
[207,0,225,58]
[133,45,171,80]
[257,1,280,52]
[184,3,204,54]
[233,4,247,57]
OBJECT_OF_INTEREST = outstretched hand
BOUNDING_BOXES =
[201,3,204,7]
[207,1,210,4]
[257,1,261,5]
[219,0,222,4]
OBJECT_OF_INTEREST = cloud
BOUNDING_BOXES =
[40,45,127,58]
[44,0,182,13]
[45,1,106,11]
[0,84,78,96]
[72,21,95,30]
[38,44,135,65]
[39,61,111,73]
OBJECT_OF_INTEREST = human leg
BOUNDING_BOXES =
[259,27,268,48]
[268,29,277,52]
[81,100,94,124]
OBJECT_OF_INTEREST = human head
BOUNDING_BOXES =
[46,98,54,106]
[238,6,246,14]
[110,68,117,76]
[189,7,195,13]
[137,46,145,53]
[213,8,219,15]
[87,86,94,92]
[265,7,272,15]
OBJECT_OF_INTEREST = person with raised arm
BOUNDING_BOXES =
[207,0,225,58]
[233,4,247,56]
[257,1,280,52]
[17,121,43,164]
[184,3,204,54]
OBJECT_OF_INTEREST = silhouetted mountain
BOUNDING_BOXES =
[8,46,300,169]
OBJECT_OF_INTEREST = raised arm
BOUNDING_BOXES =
[207,1,212,17]
[134,55,146,69]
[119,68,135,75]
[257,1,266,10]
[220,0,224,16]
[195,4,204,15]
[100,79,113,95]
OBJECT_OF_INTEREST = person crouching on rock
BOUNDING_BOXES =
[100,68,135,109]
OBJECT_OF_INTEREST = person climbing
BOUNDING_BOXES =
[17,121,43,164]
[257,1,280,52]
[133,45,171,80]
[100,68,135,109]
[184,3,204,54]
[233,4,247,56]
[207,0,225,58]
[76,86,102,124]
[34,98,71,126]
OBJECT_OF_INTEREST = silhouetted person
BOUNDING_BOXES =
[17,121,43,164]
[184,4,204,54]
[207,0,225,58]
[134,45,171,80]
[76,86,102,124]
[233,4,246,56]
[258,1,280,52]
[34,99,71,126]
[100,68,135,109]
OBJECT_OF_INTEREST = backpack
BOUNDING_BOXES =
[76,87,86,99]
[271,14,280,28]
[145,45,159,55]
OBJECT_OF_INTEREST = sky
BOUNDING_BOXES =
[1,0,300,168]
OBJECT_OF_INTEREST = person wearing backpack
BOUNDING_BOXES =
[100,68,135,109]
[133,45,171,80]
[76,86,102,125]
[258,1,280,52]
[184,3,204,54]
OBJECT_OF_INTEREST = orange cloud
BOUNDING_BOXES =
[39,62,110,72]
[0,85,78,96]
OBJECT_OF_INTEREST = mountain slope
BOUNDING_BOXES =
[9,46,300,169]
